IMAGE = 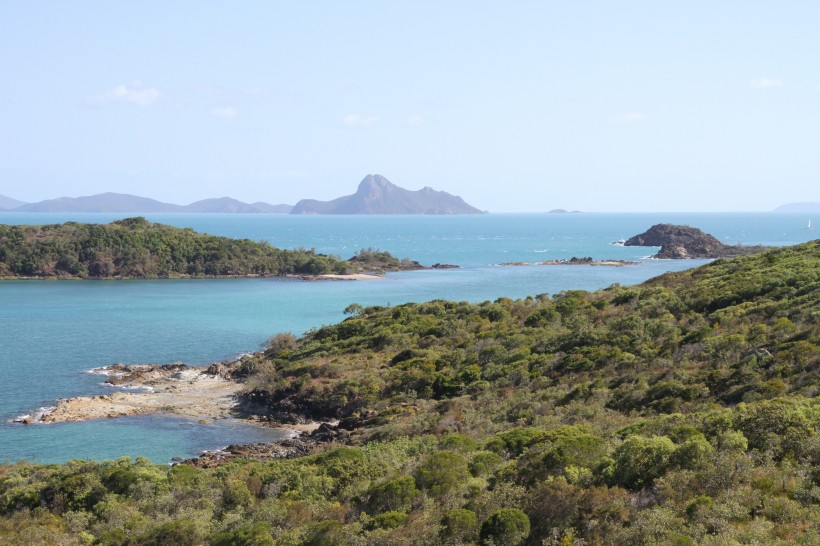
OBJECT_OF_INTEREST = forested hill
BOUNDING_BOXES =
[1,241,818,544]
[0,217,415,279]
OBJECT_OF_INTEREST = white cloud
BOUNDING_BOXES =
[343,114,379,127]
[750,77,783,89]
[213,107,236,119]
[93,82,160,106]
[407,115,425,125]
[608,112,646,124]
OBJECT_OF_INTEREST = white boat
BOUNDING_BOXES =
[807,220,813,230]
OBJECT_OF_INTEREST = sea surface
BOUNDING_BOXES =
[0,212,815,463]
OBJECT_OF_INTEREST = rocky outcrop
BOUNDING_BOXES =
[290,174,484,214]
[178,438,316,468]
[625,224,771,259]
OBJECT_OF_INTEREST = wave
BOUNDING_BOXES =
[11,405,56,424]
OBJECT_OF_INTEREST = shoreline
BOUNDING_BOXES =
[0,272,385,282]
[499,257,640,267]
[15,363,329,437]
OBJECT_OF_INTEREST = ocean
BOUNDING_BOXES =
[0,212,815,463]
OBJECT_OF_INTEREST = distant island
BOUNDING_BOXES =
[773,202,820,213]
[625,224,772,259]
[290,174,484,214]
[0,217,427,279]
[0,175,483,215]
[0,192,292,214]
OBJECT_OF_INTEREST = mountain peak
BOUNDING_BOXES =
[291,175,484,215]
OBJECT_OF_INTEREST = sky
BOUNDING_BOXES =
[0,2,818,212]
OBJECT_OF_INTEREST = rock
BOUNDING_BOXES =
[431,263,460,269]
[178,438,317,468]
[310,422,351,443]
[625,224,771,259]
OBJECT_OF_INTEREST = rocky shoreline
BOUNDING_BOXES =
[500,256,639,267]
[15,361,353,466]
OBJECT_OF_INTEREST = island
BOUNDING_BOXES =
[2,192,293,213]
[7,240,819,544]
[0,217,428,279]
[290,174,484,214]
[624,223,772,258]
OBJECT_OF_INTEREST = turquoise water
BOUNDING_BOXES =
[0,213,815,463]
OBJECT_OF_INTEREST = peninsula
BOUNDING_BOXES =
[290,174,484,214]
[9,240,819,544]
[625,223,771,259]
[0,217,425,279]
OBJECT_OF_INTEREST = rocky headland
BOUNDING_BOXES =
[625,224,772,259]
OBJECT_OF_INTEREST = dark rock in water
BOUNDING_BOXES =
[625,224,771,259]
[290,174,484,215]
[431,263,460,269]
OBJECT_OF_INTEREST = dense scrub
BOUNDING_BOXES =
[1,241,818,544]
[0,218,416,279]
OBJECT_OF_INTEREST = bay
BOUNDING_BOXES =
[0,212,814,463]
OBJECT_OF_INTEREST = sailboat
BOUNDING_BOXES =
[807,220,813,230]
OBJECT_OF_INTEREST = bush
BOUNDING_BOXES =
[480,508,530,546]
[442,508,478,543]
[366,475,418,513]
[415,452,470,497]
[367,511,408,530]
[608,435,676,490]
[212,521,275,546]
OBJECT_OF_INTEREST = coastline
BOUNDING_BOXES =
[499,257,640,267]
[0,272,385,281]
[17,363,329,437]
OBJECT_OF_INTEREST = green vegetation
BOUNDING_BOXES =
[0,218,417,279]
[1,241,818,544]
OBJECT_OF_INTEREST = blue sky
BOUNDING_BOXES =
[1,2,817,212]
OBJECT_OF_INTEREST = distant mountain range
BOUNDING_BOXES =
[773,202,820,213]
[291,174,484,214]
[0,195,27,210]
[0,176,482,215]
[0,193,292,214]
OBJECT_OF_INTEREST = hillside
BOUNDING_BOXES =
[1,241,817,544]
[0,218,417,279]
[0,194,26,210]
[291,174,484,214]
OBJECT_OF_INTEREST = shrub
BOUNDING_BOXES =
[442,508,478,543]
[415,451,470,497]
[480,508,530,546]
